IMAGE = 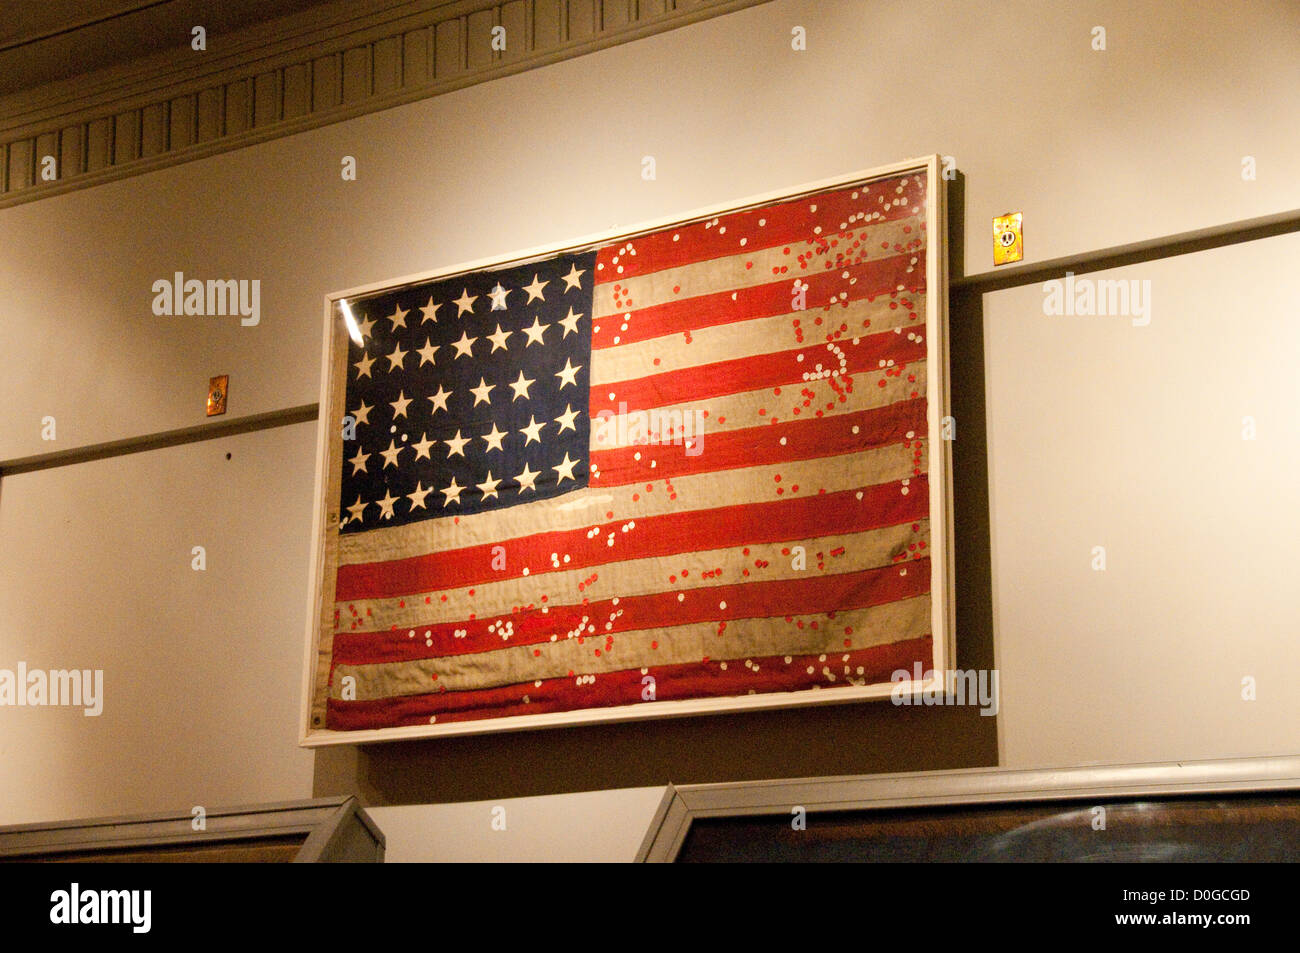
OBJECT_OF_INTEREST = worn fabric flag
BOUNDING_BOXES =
[325,170,933,729]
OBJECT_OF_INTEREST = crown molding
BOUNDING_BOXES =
[0,0,772,209]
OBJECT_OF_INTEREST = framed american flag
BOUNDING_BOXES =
[300,154,953,744]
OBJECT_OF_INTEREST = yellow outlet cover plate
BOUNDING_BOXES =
[993,212,1023,265]
[207,375,229,417]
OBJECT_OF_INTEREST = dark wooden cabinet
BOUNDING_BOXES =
[0,796,384,863]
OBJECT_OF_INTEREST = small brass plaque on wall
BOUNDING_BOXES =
[207,375,228,417]
[992,212,1023,265]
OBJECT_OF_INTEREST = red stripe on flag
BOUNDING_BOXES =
[594,177,927,285]
[591,398,926,488]
[591,330,925,416]
[593,251,923,350]
[332,558,932,665]
[334,476,929,601]
[326,636,933,728]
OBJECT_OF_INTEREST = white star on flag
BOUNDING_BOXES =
[487,324,513,353]
[411,433,435,460]
[488,283,510,310]
[386,304,409,330]
[453,288,478,316]
[509,370,536,401]
[560,263,586,292]
[451,331,477,359]
[441,476,464,505]
[470,377,495,406]
[520,316,548,346]
[443,430,470,457]
[557,308,582,337]
[427,384,451,413]
[345,494,368,522]
[515,463,540,493]
[554,404,580,434]
[419,296,440,324]
[389,391,413,418]
[477,472,501,501]
[554,358,582,389]
[518,414,545,445]
[522,273,549,303]
[416,339,439,366]
[406,481,433,511]
[552,452,579,484]
[481,422,507,453]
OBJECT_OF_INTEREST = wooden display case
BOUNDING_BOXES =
[0,796,384,863]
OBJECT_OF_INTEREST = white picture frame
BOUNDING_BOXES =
[299,154,953,746]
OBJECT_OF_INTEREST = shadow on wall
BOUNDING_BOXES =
[312,174,1000,804]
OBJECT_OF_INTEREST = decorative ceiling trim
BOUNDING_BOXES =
[0,0,772,209]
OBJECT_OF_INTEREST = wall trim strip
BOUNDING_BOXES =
[3,206,1296,476]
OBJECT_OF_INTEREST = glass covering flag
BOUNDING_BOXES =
[321,169,937,730]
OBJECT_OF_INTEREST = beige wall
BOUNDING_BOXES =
[0,423,317,825]
[985,237,1300,768]
[1,0,1297,852]
[367,787,667,862]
